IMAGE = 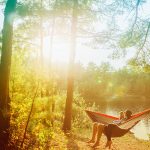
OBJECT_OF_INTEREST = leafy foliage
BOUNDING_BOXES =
[1,0,150,149]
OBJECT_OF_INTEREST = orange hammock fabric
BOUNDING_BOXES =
[85,109,150,137]
[85,109,150,128]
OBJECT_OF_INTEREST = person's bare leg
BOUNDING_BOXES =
[92,124,104,147]
[105,140,112,149]
[87,122,98,143]
[105,124,114,149]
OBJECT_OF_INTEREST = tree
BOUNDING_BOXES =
[0,0,17,147]
[63,0,78,131]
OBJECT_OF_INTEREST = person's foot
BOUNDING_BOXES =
[105,140,112,149]
[86,139,95,143]
[91,142,99,148]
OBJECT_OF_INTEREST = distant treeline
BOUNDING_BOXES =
[51,62,150,104]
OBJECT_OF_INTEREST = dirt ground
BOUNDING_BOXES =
[49,132,150,150]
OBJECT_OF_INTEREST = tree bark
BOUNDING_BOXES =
[63,0,78,132]
[40,0,44,97]
[0,0,17,148]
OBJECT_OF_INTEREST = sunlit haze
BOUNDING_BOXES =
[0,5,135,70]
[41,36,135,69]
[0,1,150,69]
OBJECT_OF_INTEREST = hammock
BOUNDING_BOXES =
[85,108,150,137]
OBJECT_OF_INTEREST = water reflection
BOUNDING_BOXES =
[101,104,150,140]
[133,121,149,140]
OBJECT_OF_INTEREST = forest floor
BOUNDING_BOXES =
[49,128,150,150]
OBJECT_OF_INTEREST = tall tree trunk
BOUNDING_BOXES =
[40,0,44,97]
[63,0,78,132]
[0,0,17,147]
[49,16,55,126]
[40,0,43,67]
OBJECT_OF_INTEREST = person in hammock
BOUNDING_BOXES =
[87,110,137,149]
[112,111,126,124]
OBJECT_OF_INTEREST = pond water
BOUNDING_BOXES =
[99,101,150,140]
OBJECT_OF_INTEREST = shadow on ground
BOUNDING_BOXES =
[66,133,79,150]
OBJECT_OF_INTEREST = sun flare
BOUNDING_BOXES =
[42,36,70,64]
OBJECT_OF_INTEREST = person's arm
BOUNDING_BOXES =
[113,119,121,124]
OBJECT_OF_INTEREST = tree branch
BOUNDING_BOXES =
[136,22,150,59]
[131,0,141,35]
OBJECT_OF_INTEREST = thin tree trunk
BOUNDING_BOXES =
[49,17,55,126]
[0,0,17,148]
[47,0,57,126]
[20,86,39,148]
[40,0,44,97]
[63,0,78,132]
[49,18,55,67]
[40,0,43,68]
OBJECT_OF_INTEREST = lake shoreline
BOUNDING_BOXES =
[110,133,150,150]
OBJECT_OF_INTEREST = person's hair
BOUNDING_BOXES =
[119,111,125,119]
[125,110,132,119]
